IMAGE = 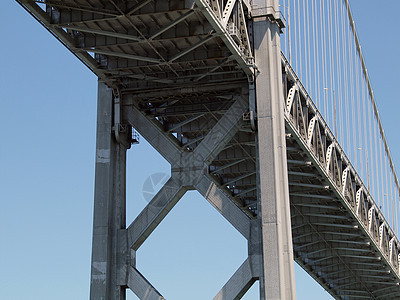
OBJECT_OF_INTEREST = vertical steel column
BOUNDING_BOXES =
[252,0,296,299]
[90,81,128,300]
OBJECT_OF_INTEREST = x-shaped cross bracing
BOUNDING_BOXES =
[122,95,262,299]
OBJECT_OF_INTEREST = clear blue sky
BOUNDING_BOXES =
[1,1,399,299]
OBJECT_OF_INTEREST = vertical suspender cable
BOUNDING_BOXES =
[367,81,374,198]
[379,136,385,215]
[307,0,312,93]
[336,0,344,145]
[384,154,389,221]
[394,189,400,237]
[283,0,290,57]
[321,0,327,122]
[348,10,355,164]
[361,62,368,185]
[396,181,399,235]
[302,2,308,88]
[344,1,350,157]
[362,67,367,184]
[340,0,346,151]
[392,176,395,233]
[348,6,356,166]
[343,0,400,201]
[328,0,335,130]
[335,0,341,145]
[341,2,350,157]
[374,116,380,206]
[355,27,362,179]
[305,0,309,93]
[334,0,340,143]
[311,0,318,107]
[308,0,311,95]
[395,176,398,235]
[341,0,345,146]
[292,0,300,71]
[297,0,302,82]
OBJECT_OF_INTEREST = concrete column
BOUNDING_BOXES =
[90,81,128,300]
[252,0,296,299]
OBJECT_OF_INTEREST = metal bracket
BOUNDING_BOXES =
[251,4,285,29]
[112,88,121,144]
[113,88,137,147]
[248,79,256,131]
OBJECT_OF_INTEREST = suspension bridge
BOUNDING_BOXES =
[16,0,400,299]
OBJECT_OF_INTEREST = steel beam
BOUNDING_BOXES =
[194,95,247,163]
[127,178,187,250]
[57,25,142,41]
[127,267,165,300]
[124,106,182,164]
[213,258,255,300]
[196,174,251,240]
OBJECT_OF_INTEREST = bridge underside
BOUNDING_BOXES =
[18,0,400,299]
[20,0,251,89]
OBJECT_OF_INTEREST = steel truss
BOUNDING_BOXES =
[17,0,400,299]
[92,79,293,298]
[124,91,255,299]
[17,0,255,90]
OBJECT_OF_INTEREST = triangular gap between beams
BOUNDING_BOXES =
[135,190,248,300]
[126,133,171,223]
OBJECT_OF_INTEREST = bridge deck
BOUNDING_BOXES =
[18,0,400,299]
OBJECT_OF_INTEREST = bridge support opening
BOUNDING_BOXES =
[89,81,296,299]
[90,85,252,299]
[90,4,296,300]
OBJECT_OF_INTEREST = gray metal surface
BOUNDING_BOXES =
[18,0,253,89]
[252,0,296,297]
[91,82,129,299]
[17,0,400,299]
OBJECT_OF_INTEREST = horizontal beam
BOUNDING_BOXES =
[169,35,215,62]
[36,0,120,16]
[150,9,197,40]
[85,49,162,64]
[58,25,142,41]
